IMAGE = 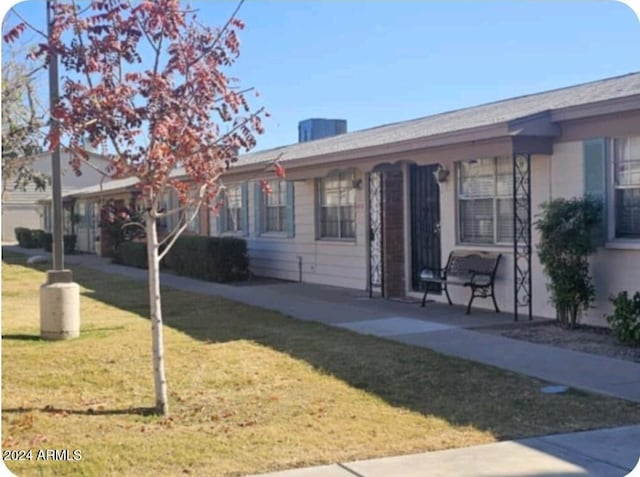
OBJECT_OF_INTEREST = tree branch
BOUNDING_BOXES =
[8,8,48,40]
[157,185,207,261]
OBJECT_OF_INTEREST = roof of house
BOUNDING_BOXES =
[60,71,640,199]
[234,71,640,167]
[60,176,139,198]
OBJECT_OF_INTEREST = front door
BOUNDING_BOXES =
[410,164,441,292]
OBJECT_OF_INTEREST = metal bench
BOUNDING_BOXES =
[420,250,502,314]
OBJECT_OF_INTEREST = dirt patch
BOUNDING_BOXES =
[478,321,640,363]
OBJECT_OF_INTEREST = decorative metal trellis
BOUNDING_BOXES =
[513,153,532,321]
[368,171,384,297]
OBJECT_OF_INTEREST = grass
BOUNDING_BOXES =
[2,250,640,476]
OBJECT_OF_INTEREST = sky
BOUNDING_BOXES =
[2,0,640,153]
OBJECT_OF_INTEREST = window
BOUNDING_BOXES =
[264,180,287,233]
[254,180,294,237]
[613,137,640,238]
[183,191,200,234]
[219,183,247,234]
[318,170,356,240]
[458,157,513,244]
[184,204,200,234]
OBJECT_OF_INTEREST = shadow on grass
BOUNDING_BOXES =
[4,253,640,440]
[3,405,158,417]
[2,334,42,341]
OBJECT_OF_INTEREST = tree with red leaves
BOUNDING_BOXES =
[5,0,277,415]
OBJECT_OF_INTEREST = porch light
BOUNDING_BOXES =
[433,166,450,183]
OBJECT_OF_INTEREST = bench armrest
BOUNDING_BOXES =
[468,269,494,286]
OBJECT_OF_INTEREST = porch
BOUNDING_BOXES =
[364,129,555,322]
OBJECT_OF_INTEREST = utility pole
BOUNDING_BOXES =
[47,0,63,271]
[40,0,80,340]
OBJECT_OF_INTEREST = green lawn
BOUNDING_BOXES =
[2,251,640,476]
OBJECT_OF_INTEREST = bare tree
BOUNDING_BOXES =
[1,48,50,199]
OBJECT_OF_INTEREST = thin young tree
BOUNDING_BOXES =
[5,0,277,415]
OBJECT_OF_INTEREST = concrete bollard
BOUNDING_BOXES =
[40,271,80,340]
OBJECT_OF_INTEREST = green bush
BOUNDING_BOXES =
[112,236,249,282]
[165,235,249,282]
[31,229,45,248]
[607,291,640,346]
[535,196,602,328]
[43,233,52,251]
[15,227,38,248]
[113,241,148,269]
[42,233,77,254]
[63,234,77,254]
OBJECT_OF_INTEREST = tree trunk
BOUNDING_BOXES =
[146,214,169,415]
[556,306,569,327]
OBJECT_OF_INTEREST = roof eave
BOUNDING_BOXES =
[231,122,513,173]
[551,94,640,122]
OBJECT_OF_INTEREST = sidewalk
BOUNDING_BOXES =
[252,425,640,477]
[5,246,640,476]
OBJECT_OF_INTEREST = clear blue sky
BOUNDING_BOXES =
[3,1,640,152]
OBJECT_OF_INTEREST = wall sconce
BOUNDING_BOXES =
[352,178,363,190]
[433,166,450,183]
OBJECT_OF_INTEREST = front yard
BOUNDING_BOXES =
[2,251,640,476]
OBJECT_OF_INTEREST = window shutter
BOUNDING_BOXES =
[254,182,263,235]
[241,183,249,236]
[286,181,295,238]
[583,138,608,245]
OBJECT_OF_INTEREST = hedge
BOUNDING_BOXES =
[43,233,77,254]
[14,228,45,248]
[113,241,148,269]
[165,235,249,283]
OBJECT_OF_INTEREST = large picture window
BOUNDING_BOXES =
[458,157,513,244]
[613,137,640,238]
[318,170,356,240]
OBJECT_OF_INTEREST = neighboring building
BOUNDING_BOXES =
[1,150,111,242]
[59,72,640,326]
[298,118,347,142]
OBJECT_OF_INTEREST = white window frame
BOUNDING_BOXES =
[611,136,640,240]
[221,183,245,234]
[317,169,357,241]
[457,157,513,245]
[263,179,287,234]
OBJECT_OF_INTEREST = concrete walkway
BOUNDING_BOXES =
[252,425,640,476]
[5,246,640,476]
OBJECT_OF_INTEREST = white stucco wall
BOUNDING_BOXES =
[211,169,368,290]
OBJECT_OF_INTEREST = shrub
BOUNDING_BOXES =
[43,233,52,252]
[42,233,77,254]
[63,234,77,254]
[607,291,640,346]
[535,196,602,328]
[15,227,37,248]
[113,241,148,269]
[15,228,47,248]
[165,235,249,282]
[31,229,45,248]
[14,227,29,247]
